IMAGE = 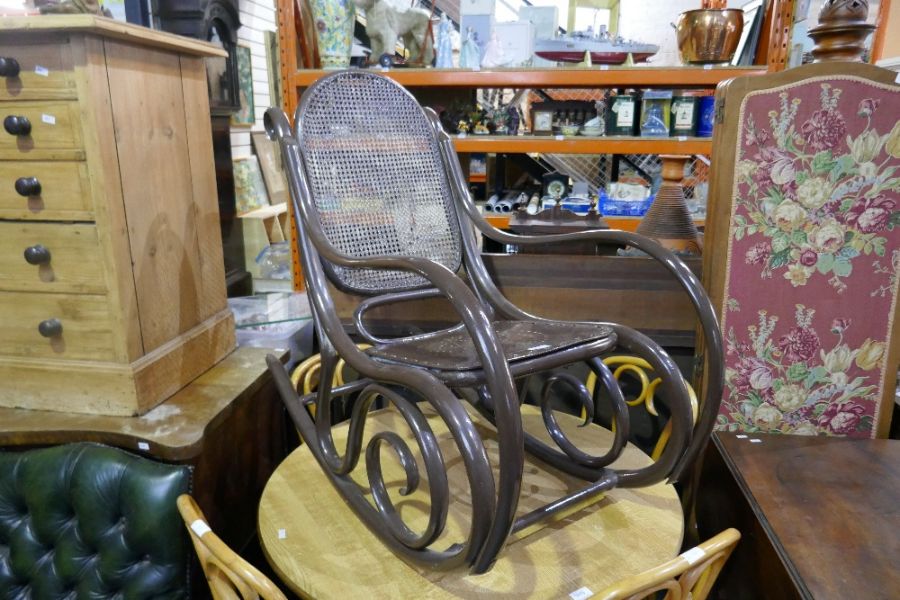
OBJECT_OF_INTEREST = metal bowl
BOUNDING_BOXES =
[675,8,744,64]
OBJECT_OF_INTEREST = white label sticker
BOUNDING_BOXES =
[41,114,56,125]
[190,520,212,537]
[555,134,565,141]
[600,64,609,71]
[34,65,49,77]
[569,587,594,600]
[750,438,762,443]
[736,434,748,439]
[677,135,688,142]
[704,64,713,70]
[675,104,694,128]
[277,528,287,539]
[616,101,634,127]
[681,547,706,565]
[137,441,150,450]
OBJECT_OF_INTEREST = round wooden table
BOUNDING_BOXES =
[259,405,683,599]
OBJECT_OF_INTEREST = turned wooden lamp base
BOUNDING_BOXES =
[636,155,702,255]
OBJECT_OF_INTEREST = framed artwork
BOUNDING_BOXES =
[252,132,289,205]
[231,44,255,127]
[265,31,283,110]
[233,156,270,214]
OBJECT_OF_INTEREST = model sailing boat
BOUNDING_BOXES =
[534,24,659,64]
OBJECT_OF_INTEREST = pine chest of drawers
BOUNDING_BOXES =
[0,16,236,416]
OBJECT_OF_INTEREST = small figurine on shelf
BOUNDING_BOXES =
[507,105,521,136]
[457,120,470,133]
[481,31,507,68]
[460,27,482,69]
[435,13,454,68]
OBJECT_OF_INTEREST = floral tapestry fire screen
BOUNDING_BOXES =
[718,76,900,438]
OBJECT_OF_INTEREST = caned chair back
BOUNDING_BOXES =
[295,71,463,294]
[703,62,900,438]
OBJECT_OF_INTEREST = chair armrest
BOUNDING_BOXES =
[352,288,448,345]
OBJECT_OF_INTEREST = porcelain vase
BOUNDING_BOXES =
[311,0,355,69]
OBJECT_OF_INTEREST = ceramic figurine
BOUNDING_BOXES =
[460,28,482,69]
[355,0,434,66]
[481,31,507,68]
[507,105,520,136]
[435,13,454,68]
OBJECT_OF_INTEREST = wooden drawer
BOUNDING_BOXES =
[0,101,82,154]
[0,291,116,361]
[0,38,76,101]
[0,222,106,294]
[0,161,92,220]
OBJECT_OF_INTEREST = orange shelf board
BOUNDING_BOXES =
[454,136,712,154]
[290,66,765,90]
[482,215,705,232]
[469,173,487,182]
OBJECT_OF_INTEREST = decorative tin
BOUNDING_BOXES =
[640,90,673,137]
[311,0,355,69]
[670,93,699,136]
[696,94,716,137]
[606,93,638,136]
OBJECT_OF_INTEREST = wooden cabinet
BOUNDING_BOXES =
[0,16,236,416]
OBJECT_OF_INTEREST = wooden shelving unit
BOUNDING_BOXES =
[274,0,798,289]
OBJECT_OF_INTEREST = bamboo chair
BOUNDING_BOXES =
[595,528,741,600]
[585,356,699,461]
[176,495,288,600]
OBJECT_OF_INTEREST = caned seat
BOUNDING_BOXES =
[369,320,616,371]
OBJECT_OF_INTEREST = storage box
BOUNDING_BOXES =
[495,21,534,67]
[460,13,494,57]
[459,0,495,16]
[519,6,558,67]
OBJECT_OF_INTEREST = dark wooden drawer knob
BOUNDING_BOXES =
[38,318,63,338]
[15,176,41,197]
[3,115,31,136]
[0,57,20,78]
[24,244,51,265]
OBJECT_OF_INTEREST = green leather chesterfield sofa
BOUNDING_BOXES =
[0,443,191,598]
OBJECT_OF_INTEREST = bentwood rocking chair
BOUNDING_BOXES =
[264,71,724,574]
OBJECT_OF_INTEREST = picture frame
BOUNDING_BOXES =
[264,31,283,111]
[233,156,270,214]
[732,0,764,66]
[252,132,289,205]
[231,44,255,127]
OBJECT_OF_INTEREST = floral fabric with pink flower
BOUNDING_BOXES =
[718,77,900,437]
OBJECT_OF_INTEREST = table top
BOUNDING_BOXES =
[0,346,286,461]
[259,405,683,599]
[714,433,900,599]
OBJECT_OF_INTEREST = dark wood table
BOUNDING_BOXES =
[698,432,900,600]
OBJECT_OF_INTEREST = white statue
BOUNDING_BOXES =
[459,27,481,69]
[481,31,507,68]
[435,13,454,68]
[356,0,434,66]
